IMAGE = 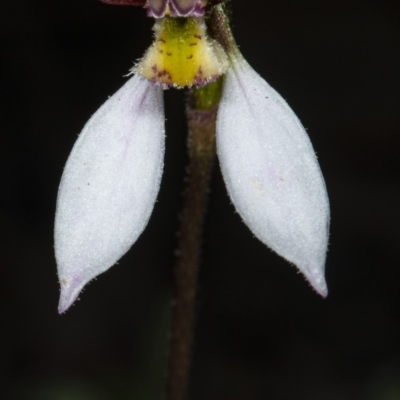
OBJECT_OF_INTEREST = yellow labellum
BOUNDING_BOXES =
[135,17,228,88]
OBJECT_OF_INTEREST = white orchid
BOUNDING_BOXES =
[55,0,330,313]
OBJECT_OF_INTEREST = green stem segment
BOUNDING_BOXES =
[165,78,223,400]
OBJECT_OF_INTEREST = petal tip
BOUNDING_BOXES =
[313,279,328,298]
[57,276,85,314]
[304,268,328,298]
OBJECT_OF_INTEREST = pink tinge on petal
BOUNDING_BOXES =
[55,74,165,312]
[99,0,211,15]
[99,0,146,5]
[147,0,169,17]
[146,0,204,18]
[58,276,86,314]
[169,0,199,16]
[217,54,330,296]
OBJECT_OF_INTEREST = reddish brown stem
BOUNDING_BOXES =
[165,100,218,400]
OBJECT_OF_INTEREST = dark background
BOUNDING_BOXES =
[1,0,399,399]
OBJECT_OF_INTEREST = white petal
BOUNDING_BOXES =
[55,74,165,313]
[217,55,330,296]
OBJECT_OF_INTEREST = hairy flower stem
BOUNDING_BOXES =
[165,79,223,400]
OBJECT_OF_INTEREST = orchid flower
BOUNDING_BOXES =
[55,0,330,313]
